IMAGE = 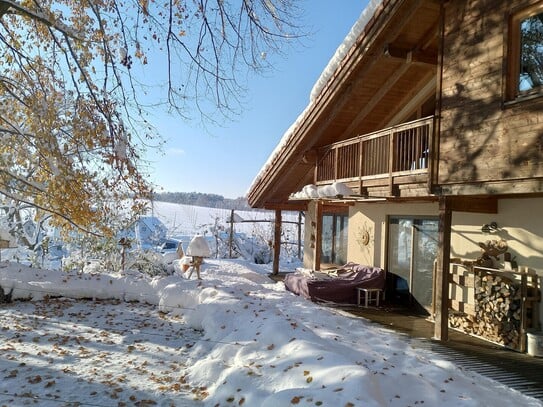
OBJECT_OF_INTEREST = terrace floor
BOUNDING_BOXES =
[270,273,543,401]
[345,305,543,401]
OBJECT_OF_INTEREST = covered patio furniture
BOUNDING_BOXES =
[284,263,386,305]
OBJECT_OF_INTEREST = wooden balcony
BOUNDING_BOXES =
[316,116,434,198]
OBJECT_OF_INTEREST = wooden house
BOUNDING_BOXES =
[248,0,543,350]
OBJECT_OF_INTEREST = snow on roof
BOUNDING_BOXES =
[290,182,354,200]
[248,0,384,198]
[139,216,166,229]
[290,182,353,199]
[309,0,385,103]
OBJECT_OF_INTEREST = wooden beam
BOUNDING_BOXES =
[449,196,498,213]
[385,77,436,126]
[272,210,282,275]
[379,70,436,128]
[384,44,438,66]
[434,196,452,341]
[263,202,308,211]
[440,179,543,196]
[341,56,412,139]
[302,149,318,164]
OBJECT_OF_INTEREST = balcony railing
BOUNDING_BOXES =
[316,116,434,188]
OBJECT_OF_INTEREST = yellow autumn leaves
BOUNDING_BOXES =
[0,1,152,235]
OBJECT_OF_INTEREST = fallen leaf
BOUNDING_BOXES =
[5,369,18,379]
[28,375,42,384]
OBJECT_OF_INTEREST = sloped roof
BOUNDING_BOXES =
[247,0,440,209]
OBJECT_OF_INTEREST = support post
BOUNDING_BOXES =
[273,209,282,275]
[297,211,303,260]
[228,209,234,258]
[313,201,323,271]
[434,196,452,341]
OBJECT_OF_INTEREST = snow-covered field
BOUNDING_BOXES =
[1,259,540,407]
[147,200,301,241]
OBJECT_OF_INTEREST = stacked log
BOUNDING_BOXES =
[449,272,522,349]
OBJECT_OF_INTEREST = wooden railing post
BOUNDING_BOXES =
[388,130,395,196]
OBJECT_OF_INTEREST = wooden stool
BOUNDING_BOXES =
[357,288,381,307]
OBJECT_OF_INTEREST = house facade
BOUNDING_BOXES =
[248,0,543,349]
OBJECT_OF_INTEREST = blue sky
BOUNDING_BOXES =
[145,1,368,199]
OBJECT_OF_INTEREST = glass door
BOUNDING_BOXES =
[388,216,438,313]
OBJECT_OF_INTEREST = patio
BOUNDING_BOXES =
[271,272,543,401]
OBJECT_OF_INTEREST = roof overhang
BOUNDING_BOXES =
[248,0,441,209]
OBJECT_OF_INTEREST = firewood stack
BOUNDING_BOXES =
[450,272,522,348]
[448,264,540,351]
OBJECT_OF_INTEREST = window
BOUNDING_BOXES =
[321,213,348,265]
[387,216,438,313]
[508,3,543,100]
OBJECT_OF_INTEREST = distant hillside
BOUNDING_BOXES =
[152,191,251,210]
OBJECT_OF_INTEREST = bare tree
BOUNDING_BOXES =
[0,0,303,234]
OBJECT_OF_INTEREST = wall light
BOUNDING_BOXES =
[481,221,498,233]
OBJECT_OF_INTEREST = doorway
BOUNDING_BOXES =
[387,216,438,314]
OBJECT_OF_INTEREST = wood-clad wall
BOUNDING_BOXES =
[438,0,543,194]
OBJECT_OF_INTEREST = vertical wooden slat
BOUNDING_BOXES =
[427,118,436,192]
[412,129,416,169]
[361,141,366,175]
[400,131,405,171]
[334,148,339,180]
[388,131,394,196]
[317,117,432,183]
[415,128,420,169]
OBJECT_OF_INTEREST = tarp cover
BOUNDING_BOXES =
[284,263,385,304]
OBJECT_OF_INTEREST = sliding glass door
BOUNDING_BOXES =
[388,216,438,313]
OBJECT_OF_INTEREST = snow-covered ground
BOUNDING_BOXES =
[1,259,541,407]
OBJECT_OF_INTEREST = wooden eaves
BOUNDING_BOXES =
[247,0,441,210]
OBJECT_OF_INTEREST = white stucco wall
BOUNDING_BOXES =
[347,201,439,267]
[340,197,543,274]
[450,197,543,274]
[450,197,543,328]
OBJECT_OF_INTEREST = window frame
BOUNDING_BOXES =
[506,2,543,102]
[320,212,348,266]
